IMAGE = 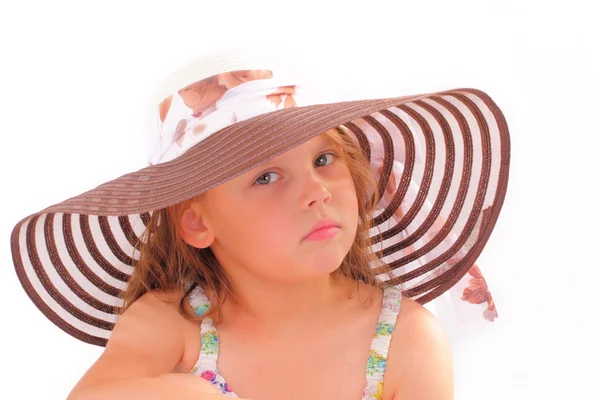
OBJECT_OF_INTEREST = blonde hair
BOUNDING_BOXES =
[121,125,393,321]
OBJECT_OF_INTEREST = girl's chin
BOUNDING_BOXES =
[268,263,343,284]
[299,259,345,279]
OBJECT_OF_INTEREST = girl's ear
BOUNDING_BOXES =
[179,206,215,249]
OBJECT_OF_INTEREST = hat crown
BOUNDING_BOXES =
[148,48,337,166]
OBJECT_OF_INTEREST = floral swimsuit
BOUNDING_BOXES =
[187,285,403,400]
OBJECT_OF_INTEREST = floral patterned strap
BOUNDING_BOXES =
[187,286,220,372]
[187,286,236,396]
[363,286,403,400]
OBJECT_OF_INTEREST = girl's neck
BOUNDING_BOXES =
[217,273,358,334]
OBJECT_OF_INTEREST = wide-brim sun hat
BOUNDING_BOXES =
[10,47,510,346]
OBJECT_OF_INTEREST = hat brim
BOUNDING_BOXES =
[11,88,510,346]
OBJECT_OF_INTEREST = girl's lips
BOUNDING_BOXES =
[303,226,340,241]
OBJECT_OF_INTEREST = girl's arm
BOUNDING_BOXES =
[66,290,241,400]
[68,375,226,400]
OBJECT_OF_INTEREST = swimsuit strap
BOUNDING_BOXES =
[187,285,220,373]
[362,286,403,399]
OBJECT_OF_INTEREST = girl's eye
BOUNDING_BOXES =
[255,172,279,185]
[315,152,336,167]
[253,152,338,186]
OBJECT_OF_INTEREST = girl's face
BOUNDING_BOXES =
[188,131,359,283]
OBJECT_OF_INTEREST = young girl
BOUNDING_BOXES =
[10,48,510,400]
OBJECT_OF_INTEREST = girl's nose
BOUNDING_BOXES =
[300,172,332,209]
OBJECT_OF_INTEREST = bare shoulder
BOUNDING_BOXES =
[105,288,194,365]
[384,295,454,400]
[131,289,202,371]
[69,288,198,396]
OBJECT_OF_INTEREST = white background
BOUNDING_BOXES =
[1,0,599,398]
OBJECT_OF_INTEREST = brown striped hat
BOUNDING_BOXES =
[10,48,510,346]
